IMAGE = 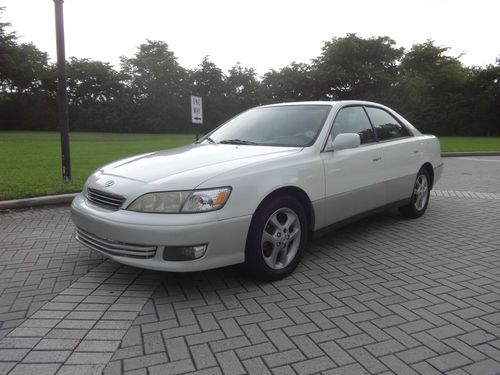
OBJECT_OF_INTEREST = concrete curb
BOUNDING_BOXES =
[0,193,78,210]
[1,152,499,210]
[442,151,500,157]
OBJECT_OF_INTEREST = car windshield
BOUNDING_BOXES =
[205,105,332,147]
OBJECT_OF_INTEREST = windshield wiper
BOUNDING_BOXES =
[219,139,257,145]
[197,136,215,144]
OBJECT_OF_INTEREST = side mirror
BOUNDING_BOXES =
[332,133,360,151]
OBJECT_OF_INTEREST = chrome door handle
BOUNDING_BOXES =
[372,157,382,162]
[413,150,419,154]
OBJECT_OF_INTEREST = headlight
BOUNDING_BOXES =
[181,188,231,213]
[82,183,88,197]
[127,187,231,213]
[81,179,91,197]
[128,191,191,213]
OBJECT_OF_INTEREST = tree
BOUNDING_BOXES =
[1,8,50,94]
[0,8,56,131]
[393,40,469,134]
[465,61,500,135]
[314,34,404,100]
[261,62,316,103]
[1,4,499,136]
[67,58,122,105]
[3,42,50,93]
[64,58,125,131]
[120,40,188,132]
[0,7,16,91]
[226,63,262,116]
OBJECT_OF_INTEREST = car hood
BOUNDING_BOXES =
[97,143,302,187]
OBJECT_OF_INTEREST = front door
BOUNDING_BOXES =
[321,106,386,226]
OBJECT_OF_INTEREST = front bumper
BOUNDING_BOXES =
[70,194,252,272]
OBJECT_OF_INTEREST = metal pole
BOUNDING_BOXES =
[54,0,71,183]
[195,123,199,142]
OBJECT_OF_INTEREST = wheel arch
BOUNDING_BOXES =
[254,186,315,235]
[421,162,434,189]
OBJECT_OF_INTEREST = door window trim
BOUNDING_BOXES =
[321,104,378,152]
[363,105,413,142]
[321,104,414,152]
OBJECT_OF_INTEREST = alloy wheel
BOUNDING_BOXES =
[261,208,301,270]
[413,174,429,211]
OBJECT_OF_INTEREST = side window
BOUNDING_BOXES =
[331,106,375,144]
[365,107,409,141]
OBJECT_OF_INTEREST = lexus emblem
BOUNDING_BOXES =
[104,180,115,187]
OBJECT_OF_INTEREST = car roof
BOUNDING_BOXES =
[260,100,385,108]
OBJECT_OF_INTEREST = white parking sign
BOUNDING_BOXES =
[191,96,203,124]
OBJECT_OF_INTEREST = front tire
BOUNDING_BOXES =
[399,167,431,218]
[245,195,307,281]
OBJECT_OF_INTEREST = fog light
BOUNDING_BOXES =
[163,244,207,261]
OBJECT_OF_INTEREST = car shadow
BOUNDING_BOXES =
[127,208,404,287]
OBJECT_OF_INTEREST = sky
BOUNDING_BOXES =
[1,0,499,76]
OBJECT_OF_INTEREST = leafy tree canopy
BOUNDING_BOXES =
[314,33,404,100]
[0,6,498,136]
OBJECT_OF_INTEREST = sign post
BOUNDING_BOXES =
[191,95,203,141]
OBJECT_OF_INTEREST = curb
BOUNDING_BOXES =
[0,193,78,210]
[442,151,500,157]
[0,152,499,210]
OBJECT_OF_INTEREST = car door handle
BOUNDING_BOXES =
[372,157,382,162]
[412,150,420,154]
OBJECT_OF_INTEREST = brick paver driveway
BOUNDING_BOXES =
[1,156,499,375]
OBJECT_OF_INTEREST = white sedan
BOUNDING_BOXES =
[71,101,443,280]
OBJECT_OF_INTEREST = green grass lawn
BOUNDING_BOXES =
[0,132,499,201]
[0,132,194,201]
[438,137,500,152]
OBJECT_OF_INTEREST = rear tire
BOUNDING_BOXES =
[245,195,307,281]
[399,167,431,218]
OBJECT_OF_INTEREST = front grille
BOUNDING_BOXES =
[75,228,157,259]
[87,188,126,210]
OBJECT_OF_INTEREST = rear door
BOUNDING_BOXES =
[364,106,422,203]
[321,105,385,225]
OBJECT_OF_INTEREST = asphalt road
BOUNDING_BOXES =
[435,156,500,193]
